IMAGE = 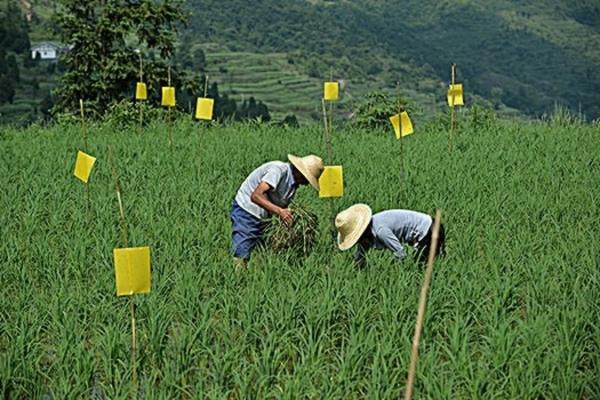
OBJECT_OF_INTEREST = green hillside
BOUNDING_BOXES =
[186,0,600,120]
[5,0,600,124]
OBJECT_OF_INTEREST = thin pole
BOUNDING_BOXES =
[80,99,90,214]
[328,68,334,159]
[321,98,335,239]
[204,74,209,97]
[107,145,137,396]
[80,99,88,151]
[168,66,173,146]
[397,83,405,190]
[129,296,137,396]
[404,209,443,400]
[321,99,333,164]
[450,64,457,151]
[138,52,143,135]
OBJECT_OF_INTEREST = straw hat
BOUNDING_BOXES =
[288,154,324,191]
[335,204,373,250]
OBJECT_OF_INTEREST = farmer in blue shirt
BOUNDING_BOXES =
[335,204,446,267]
[231,154,324,267]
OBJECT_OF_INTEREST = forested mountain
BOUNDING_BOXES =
[186,0,600,119]
[6,0,600,124]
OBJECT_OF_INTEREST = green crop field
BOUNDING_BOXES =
[1,114,599,398]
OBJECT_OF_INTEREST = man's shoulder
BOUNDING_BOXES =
[257,160,287,172]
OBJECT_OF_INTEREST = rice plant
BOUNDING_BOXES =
[0,116,598,398]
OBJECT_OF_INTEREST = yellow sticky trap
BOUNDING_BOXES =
[389,112,414,139]
[73,151,96,183]
[319,166,344,198]
[447,84,464,107]
[114,246,151,296]
[161,86,176,107]
[323,81,339,101]
[195,97,214,120]
[135,82,147,101]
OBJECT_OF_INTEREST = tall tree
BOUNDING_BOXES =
[53,0,188,117]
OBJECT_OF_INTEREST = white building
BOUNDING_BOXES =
[31,42,61,60]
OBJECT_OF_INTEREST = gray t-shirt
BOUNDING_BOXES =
[235,161,296,219]
[356,209,433,263]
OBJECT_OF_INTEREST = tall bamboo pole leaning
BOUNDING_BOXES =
[108,145,137,396]
[79,99,90,213]
[449,64,457,151]
[404,209,443,400]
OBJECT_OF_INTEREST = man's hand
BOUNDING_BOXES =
[278,208,293,226]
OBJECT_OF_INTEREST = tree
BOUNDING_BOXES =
[192,48,206,72]
[53,0,188,117]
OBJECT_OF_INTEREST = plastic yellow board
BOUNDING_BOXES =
[135,82,147,101]
[73,151,96,183]
[114,246,151,297]
[389,112,414,139]
[323,81,339,101]
[447,84,464,107]
[195,97,214,120]
[319,166,344,198]
[161,86,176,107]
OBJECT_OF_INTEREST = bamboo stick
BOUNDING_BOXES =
[404,209,443,400]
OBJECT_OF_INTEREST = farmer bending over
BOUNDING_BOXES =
[231,154,324,267]
[335,204,445,267]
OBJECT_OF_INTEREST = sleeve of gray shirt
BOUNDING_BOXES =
[375,227,407,260]
[261,165,283,188]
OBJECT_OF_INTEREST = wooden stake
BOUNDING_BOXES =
[138,52,143,135]
[107,145,137,396]
[80,99,88,151]
[321,98,336,240]
[80,99,90,214]
[397,83,405,184]
[167,65,173,146]
[328,68,334,158]
[404,209,443,400]
[449,64,457,151]
[129,296,137,395]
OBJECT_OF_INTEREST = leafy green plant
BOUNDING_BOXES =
[351,91,410,130]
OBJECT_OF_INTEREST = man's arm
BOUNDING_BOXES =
[250,181,293,225]
[376,227,407,260]
[355,243,368,268]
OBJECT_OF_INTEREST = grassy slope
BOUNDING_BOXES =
[1,118,598,397]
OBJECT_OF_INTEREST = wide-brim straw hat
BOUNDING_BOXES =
[336,204,373,250]
[288,154,324,191]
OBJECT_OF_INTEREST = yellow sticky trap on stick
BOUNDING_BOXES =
[114,246,151,296]
[161,87,175,107]
[319,166,344,198]
[323,82,339,101]
[195,97,214,120]
[447,84,464,107]
[135,82,147,101]
[73,151,96,183]
[389,112,414,139]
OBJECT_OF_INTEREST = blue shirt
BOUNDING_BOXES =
[356,210,433,263]
[235,161,297,220]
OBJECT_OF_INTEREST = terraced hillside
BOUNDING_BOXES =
[200,44,450,124]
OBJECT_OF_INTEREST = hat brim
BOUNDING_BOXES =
[288,154,320,191]
[337,204,372,250]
